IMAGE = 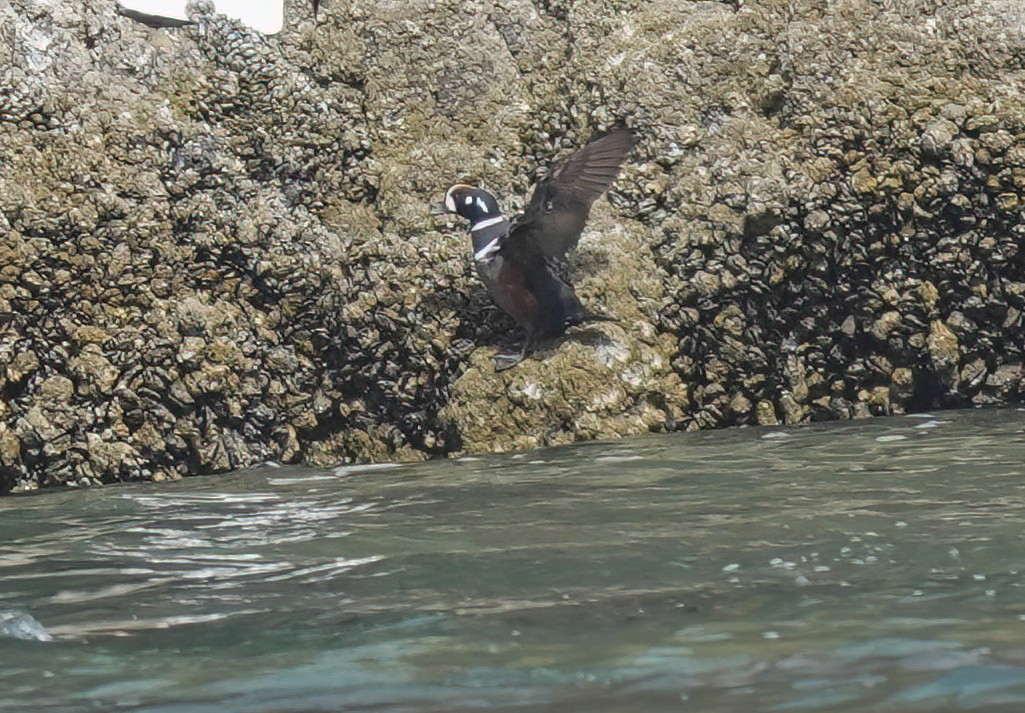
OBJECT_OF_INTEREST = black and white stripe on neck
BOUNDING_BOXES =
[470,216,505,232]
[474,236,502,261]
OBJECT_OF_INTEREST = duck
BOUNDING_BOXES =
[435,129,634,370]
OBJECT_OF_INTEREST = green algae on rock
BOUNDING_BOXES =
[2,0,1025,492]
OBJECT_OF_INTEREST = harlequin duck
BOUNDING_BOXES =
[435,129,634,370]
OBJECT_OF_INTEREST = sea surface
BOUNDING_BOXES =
[3,409,1025,712]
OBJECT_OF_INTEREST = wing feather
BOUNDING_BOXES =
[508,129,633,258]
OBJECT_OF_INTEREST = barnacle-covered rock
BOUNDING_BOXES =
[2,0,1025,493]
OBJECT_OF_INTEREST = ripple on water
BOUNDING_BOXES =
[1,410,1025,712]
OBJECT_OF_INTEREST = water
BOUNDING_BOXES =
[3,409,1025,712]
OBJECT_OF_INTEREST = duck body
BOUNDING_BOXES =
[469,213,586,343]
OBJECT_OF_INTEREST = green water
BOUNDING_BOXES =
[3,410,1025,712]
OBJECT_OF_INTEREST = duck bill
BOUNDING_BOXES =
[430,202,451,216]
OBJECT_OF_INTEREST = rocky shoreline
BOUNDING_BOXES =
[1,0,1024,493]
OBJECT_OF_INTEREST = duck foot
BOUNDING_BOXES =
[493,335,535,372]
[493,351,525,372]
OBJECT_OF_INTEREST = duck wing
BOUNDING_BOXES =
[506,129,634,259]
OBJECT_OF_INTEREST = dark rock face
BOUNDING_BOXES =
[1,0,1024,492]
[647,2,1025,427]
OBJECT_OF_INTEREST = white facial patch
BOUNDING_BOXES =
[476,197,489,212]
[444,188,457,213]
[465,195,474,206]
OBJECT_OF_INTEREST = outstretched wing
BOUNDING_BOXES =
[507,129,634,259]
